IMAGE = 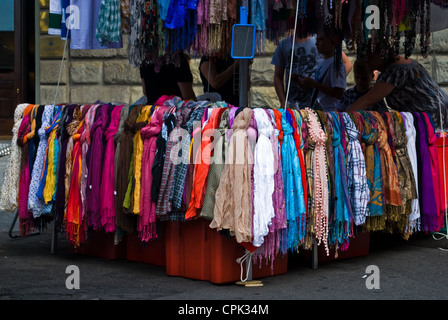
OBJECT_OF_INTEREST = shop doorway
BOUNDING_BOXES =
[0,0,35,137]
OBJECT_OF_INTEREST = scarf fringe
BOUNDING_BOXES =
[66,221,81,247]
[101,208,116,233]
[137,222,158,243]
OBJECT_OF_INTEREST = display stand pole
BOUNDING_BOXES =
[238,6,250,109]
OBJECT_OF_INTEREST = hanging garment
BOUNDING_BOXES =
[173,105,206,214]
[28,105,54,219]
[422,112,445,231]
[86,105,113,230]
[16,106,35,236]
[100,105,125,233]
[125,105,152,215]
[342,112,369,227]
[115,104,143,233]
[0,103,31,212]
[157,103,194,220]
[185,107,227,220]
[210,108,253,244]
[138,106,169,242]
[252,108,276,248]
[327,111,352,250]
[412,112,439,232]
[200,108,229,220]
[70,0,122,49]
[279,109,306,252]
[96,0,123,47]
[80,104,100,223]
[38,105,63,208]
[370,111,402,228]
[287,109,307,212]
[402,112,421,233]
[358,111,384,231]
[54,104,78,228]
[305,108,329,255]
[151,109,176,205]
[66,110,87,247]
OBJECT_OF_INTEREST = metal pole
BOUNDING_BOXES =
[238,5,249,109]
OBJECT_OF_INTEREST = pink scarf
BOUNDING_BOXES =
[100,105,124,233]
[138,106,168,242]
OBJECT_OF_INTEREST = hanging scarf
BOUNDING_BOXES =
[40,105,63,205]
[210,108,253,244]
[370,111,402,229]
[287,109,307,213]
[253,108,287,271]
[252,108,276,248]
[358,111,384,231]
[279,109,306,252]
[66,118,86,247]
[86,105,112,230]
[327,111,352,251]
[157,103,194,220]
[0,103,31,212]
[391,111,417,236]
[342,112,369,227]
[138,106,169,242]
[174,105,206,214]
[412,112,439,232]
[185,107,226,220]
[28,105,54,219]
[54,104,77,228]
[402,112,421,233]
[305,108,329,256]
[17,108,35,236]
[116,104,143,233]
[96,0,122,46]
[124,105,151,215]
[100,105,125,233]
[200,107,228,221]
[422,112,445,230]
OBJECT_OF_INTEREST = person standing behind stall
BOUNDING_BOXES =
[272,33,352,109]
[199,54,240,107]
[348,43,448,130]
[297,30,347,111]
[336,60,387,112]
[140,52,197,105]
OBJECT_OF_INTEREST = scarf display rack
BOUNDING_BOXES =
[1,96,447,283]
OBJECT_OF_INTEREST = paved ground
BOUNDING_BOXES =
[0,141,447,311]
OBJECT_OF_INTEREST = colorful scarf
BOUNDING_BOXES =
[100,105,125,233]
[305,108,329,255]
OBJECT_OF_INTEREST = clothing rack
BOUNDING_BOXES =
[2,98,447,281]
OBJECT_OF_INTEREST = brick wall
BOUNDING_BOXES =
[38,1,448,107]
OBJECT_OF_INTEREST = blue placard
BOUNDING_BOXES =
[0,0,14,31]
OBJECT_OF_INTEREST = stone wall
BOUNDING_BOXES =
[38,1,448,107]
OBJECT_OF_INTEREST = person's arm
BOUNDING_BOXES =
[274,65,287,108]
[141,78,147,97]
[200,60,239,89]
[178,81,197,101]
[348,82,395,111]
[298,77,345,100]
[342,52,353,75]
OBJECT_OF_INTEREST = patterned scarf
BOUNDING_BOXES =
[96,0,122,46]
[370,111,402,229]
[305,108,329,256]
[358,111,384,231]
[327,111,352,251]
[342,112,369,227]
[391,111,418,238]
